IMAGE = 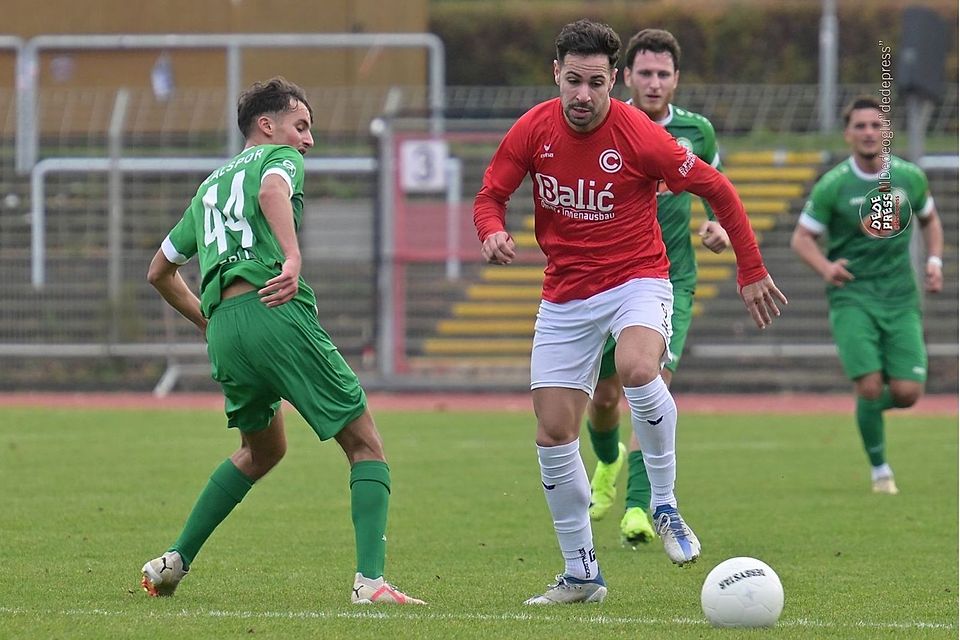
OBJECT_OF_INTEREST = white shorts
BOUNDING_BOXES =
[530,278,673,395]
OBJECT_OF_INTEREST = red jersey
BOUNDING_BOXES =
[474,98,766,303]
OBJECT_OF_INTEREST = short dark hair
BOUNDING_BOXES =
[555,19,621,69]
[623,28,681,71]
[237,76,313,138]
[842,95,881,126]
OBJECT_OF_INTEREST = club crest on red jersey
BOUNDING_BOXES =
[599,149,622,173]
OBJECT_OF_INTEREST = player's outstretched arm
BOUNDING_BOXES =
[739,275,787,329]
[147,249,207,332]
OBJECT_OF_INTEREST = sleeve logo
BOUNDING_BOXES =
[599,149,622,173]
[678,148,696,177]
[281,159,297,177]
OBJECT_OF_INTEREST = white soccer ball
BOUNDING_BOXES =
[700,556,784,628]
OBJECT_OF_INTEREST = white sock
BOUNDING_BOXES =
[871,463,893,481]
[536,440,599,580]
[623,377,678,510]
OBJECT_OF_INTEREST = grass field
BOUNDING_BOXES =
[0,405,956,639]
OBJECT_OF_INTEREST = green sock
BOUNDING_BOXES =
[856,387,894,467]
[170,459,254,567]
[350,460,391,580]
[587,420,621,464]
[624,450,651,511]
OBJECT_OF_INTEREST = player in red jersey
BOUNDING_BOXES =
[473,19,786,604]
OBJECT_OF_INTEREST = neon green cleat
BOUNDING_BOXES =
[588,442,627,521]
[620,506,655,548]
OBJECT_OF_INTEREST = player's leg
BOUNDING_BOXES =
[831,305,895,492]
[332,410,425,605]
[265,300,423,604]
[141,410,282,597]
[881,306,928,409]
[527,387,606,603]
[143,293,283,596]
[867,307,928,494]
[614,278,699,565]
[586,339,626,520]
[620,288,691,546]
[524,298,607,604]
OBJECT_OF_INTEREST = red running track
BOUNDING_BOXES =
[0,392,955,415]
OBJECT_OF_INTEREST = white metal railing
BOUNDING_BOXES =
[16,32,445,173]
[30,156,376,288]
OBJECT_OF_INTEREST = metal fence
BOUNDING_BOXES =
[1,84,957,160]
[0,55,956,391]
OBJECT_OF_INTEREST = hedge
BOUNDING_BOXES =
[430,0,958,85]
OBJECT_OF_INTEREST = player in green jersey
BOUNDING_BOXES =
[141,77,424,604]
[791,95,943,495]
[582,29,731,546]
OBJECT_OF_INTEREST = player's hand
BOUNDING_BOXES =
[925,261,943,293]
[481,231,516,265]
[698,221,730,254]
[260,256,301,307]
[739,275,788,329]
[821,258,854,287]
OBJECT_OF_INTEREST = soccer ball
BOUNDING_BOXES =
[700,556,784,628]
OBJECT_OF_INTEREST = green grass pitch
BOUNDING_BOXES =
[0,405,956,639]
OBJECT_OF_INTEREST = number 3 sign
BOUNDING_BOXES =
[400,139,448,193]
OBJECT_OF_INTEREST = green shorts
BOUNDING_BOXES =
[828,303,927,382]
[205,291,367,439]
[598,287,694,379]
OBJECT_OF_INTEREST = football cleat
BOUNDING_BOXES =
[351,573,426,605]
[872,475,900,495]
[620,506,655,548]
[141,551,189,597]
[588,442,627,521]
[653,505,701,566]
[523,573,607,605]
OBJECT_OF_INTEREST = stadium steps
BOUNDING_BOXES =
[671,166,958,393]
[407,150,826,370]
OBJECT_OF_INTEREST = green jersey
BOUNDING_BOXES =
[655,104,721,290]
[161,144,316,317]
[799,155,933,308]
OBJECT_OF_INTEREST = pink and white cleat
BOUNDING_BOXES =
[351,573,426,605]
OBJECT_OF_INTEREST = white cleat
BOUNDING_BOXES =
[872,475,900,495]
[523,573,607,605]
[653,505,701,566]
[141,551,189,597]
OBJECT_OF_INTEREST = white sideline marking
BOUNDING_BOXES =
[0,607,954,630]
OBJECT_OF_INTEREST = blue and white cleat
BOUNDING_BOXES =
[653,505,701,566]
[523,573,607,605]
